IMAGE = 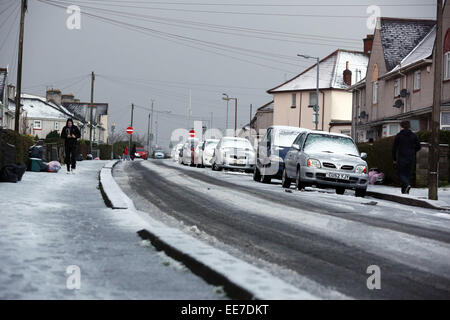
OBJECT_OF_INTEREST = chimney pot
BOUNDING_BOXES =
[46,88,62,105]
[363,34,374,55]
[343,61,352,86]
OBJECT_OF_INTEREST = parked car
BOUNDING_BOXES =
[282,131,369,197]
[172,143,184,162]
[181,138,199,166]
[154,150,165,159]
[211,137,255,172]
[135,147,148,160]
[254,126,309,183]
[195,139,219,167]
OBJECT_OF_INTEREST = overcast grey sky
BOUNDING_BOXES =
[0,0,436,149]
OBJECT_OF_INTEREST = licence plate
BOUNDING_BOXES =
[326,172,350,180]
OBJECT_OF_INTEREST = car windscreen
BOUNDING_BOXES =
[273,129,304,147]
[136,148,145,152]
[303,134,359,156]
[222,139,252,149]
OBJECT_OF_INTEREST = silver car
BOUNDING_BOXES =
[211,137,255,172]
[282,131,369,197]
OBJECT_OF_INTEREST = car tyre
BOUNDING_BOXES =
[355,188,366,197]
[281,168,292,188]
[336,187,346,195]
[295,167,305,190]
[253,167,261,182]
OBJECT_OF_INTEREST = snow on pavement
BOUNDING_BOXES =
[0,161,226,299]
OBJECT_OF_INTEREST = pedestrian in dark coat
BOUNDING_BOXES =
[131,144,137,161]
[60,118,81,174]
[392,121,421,194]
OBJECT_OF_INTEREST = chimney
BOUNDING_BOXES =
[343,61,352,86]
[363,34,374,55]
[46,88,62,105]
[61,93,75,103]
[7,84,15,101]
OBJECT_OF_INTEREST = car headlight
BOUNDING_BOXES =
[269,154,283,163]
[307,158,321,168]
[355,165,367,174]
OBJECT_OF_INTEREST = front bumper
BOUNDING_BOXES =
[301,167,368,189]
[221,163,255,170]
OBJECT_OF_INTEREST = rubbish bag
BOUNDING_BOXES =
[39,161,49,172]
[0,163,26,183]
[48,161,62,172]
[29,145,43,159]
[76,154,83,161]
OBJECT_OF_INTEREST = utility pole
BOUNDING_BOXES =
[14,0,27,133]
[110,122,115,160]
[2,66,7,128]
[129,103,134,156]
[147,112,151,152]
[298,54,320,130]
[429,0,443,200]
[234,98,238,136]
[250,103,252,126]
[210,111,213,129]
[89,71,95,154]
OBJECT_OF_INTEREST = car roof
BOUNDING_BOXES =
[269,125,309,132]
[222,137,250,141]
[306,130,353,139]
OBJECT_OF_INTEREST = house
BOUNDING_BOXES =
[250,100,274,138]
[267,49,369,136]
[350,9,450,142]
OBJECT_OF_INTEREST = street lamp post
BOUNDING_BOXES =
[222,93,229,130]
[222,94,238,136]
[298,54,320,130]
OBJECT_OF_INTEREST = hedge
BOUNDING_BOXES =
[358,130,450,186]
[6,130,34,165]
[98,144,112,160]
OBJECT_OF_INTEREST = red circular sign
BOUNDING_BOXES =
[189,129,195,138]
[126,126,134,134]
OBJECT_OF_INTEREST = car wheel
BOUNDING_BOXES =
[253,167,261,182]
[355,188,366,197]
[295,167,305,190]
[281,168,292,188]
[336,187,346,195]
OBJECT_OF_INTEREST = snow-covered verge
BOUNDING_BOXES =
[0,161,226,299]
[367,185,450,210]
[103,161,320,299]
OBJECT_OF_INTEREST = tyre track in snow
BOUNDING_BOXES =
[151,160,450,245]
[116,160,450,299]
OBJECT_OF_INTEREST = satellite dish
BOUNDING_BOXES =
[360,111,367,118]
[400,89,409,98]
[394,99,404,108]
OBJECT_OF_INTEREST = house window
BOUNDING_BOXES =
[54,122,59,130]
[291,93,296,108]
[389,124,400,136]
[445,52,450,81]
[413,71,421,91]
[394,79,400,97]
[33,120,41,129]
[410,119,420,132]
[309,92,317,107]
[340,129,351,136]
[372,81,378,104]
[441,112,450,130]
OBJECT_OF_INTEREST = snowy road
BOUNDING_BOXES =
[114,159,450,299]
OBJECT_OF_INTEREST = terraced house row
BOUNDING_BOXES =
[349,4,450,142]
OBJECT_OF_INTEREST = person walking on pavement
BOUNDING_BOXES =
[392,120,421,194]
[131,144,137,161]
[60,118,81,174]
[123,145,129,161]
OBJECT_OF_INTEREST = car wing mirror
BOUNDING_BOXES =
[292,144,300,151]
[360,152,367,159]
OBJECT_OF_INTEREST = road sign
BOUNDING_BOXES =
[126,126,134,134]
[189,129,195,138]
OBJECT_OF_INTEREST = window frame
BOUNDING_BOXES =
[394,78,400,97]
[413,70,421,91]
[445,52,450,81]
[372,81,378,105]
[309,92,317,107]
[291,93,296,108]
[33,120,42,129]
